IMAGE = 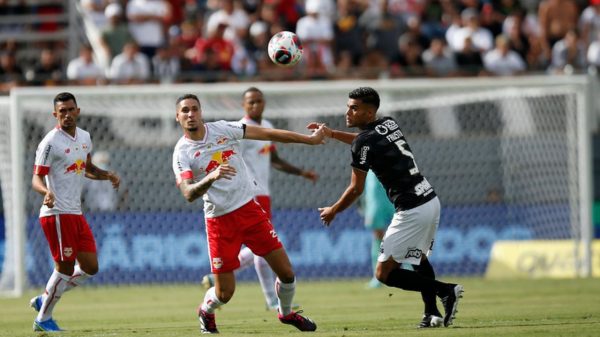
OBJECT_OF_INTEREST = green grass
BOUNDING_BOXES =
[1,277,599,337]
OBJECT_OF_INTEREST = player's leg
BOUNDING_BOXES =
[367,229,385,289]
[253,254,278,309]
[63,216,99,293]
[262,248,317,332]
[198,272,235,334]
[413,256,443,327]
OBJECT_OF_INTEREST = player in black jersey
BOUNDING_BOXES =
[311,87,464,328]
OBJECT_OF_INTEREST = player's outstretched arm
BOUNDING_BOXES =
[306,122,357,145]
[179,164,236,202]
[244,124,325,145]
[319,168,367,226]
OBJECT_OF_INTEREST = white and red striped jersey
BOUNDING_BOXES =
[172,120,259,218]
[33,127,93,217]
[238,116,274,196]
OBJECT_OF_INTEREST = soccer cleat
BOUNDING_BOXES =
[441,284,464,327]
[201,274,215,290]
[417,314,444,328]
[29,295,43,312]
[198,309,219,334]
[278,310,317,332]
[33,318,62,332]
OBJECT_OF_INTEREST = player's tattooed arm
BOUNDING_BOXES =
[306,122,357,145]
[179,164,237,202]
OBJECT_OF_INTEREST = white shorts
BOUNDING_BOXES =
[377,197,440,266]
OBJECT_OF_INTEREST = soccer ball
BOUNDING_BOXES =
[267,31,303,67]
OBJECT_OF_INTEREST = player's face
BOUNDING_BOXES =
[346,98,373,128]
[176,98,202,132]
[243,91,265,121]
[53,99,79,131]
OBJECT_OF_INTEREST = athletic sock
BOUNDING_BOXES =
[275,277,295,316]
[384,268,447,296]
[371,238,382,276]
[37,270,70,322]
[64,264,92,292]
[200,287,224,314]
[414,259,441,317]
[238,247,254,270]
[253,255,277,307]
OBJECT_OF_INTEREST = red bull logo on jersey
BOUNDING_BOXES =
[65,159,86,175]
[258,144,273,155]
[204,150,236,174]
[63,247,73,257]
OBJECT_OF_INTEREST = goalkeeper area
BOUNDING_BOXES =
[1,277,600,337]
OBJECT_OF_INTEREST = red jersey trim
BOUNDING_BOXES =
[33,165,50,175]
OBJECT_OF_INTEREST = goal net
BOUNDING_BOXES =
[0,76,594,296]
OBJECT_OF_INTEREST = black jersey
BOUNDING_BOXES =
[351,117,436,211]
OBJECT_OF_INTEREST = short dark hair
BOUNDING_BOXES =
[53,92,77,107]
[243,86,262,97]
[176,93,200,106]
[349,87,380,110]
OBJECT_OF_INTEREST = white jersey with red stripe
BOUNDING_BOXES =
[238,116,274,196]
[172,120,259,218]
[33,127,93,217]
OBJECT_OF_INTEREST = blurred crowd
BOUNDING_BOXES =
[2,0,600,92]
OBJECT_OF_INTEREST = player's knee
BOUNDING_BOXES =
[216,288,235,303]
[83,264,99,275]
[277,270,295,284]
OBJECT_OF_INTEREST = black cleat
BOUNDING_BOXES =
[417,314,444,328]
[198,309,219,334]
[278,310,317,332]
[441,284,464,327]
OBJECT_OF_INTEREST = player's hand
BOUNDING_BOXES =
[307,122,333,138]
[108,171,120,190]
[43,191,55,208]
[301,170,318,183]
[208,163,237,181]
[318,206,336,226]
[308,125,326,145]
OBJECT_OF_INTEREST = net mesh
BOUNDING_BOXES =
[0,78,592,292]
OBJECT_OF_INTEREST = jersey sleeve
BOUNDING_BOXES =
[172,144,193,186]
[219,120,246,140]
[350,136,370,172]
[33,136,54,175]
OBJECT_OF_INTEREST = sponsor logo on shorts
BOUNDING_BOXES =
[212,257,223,269]
[63,247,73,257]
[405,248,422,259]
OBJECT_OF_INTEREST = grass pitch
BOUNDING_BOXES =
[1,277,599,337]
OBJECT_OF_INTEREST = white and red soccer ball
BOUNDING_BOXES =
[267,31,303,67]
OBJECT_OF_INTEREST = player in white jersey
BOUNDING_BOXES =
[201,87,318,310]
[29,92,120,332]
[172,94,323,333]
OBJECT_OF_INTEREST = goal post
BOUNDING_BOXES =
[0,75,595,297]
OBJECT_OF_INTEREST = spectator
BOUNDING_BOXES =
[450,8,494,53]
[262,0,301,31]
[29,48,64,86]
[152,44,180,83]
[0,51,24,93]
[455,36,484,76]
[538,0,579,59]
[483,35,527,76]
[296,0,336,77]
[205,0,250,44]
[127,0,172,60]
[549,29,586,74]
[333,0,366,68]
[108,41,151,84]
[390,35,425,77]
[100,3,134,62]
[80,0,109,29]
[586,32,600,66]
[66,44,105,85]
[579,0,600,47]
[186,20,235,72]
[422,38,458,77]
